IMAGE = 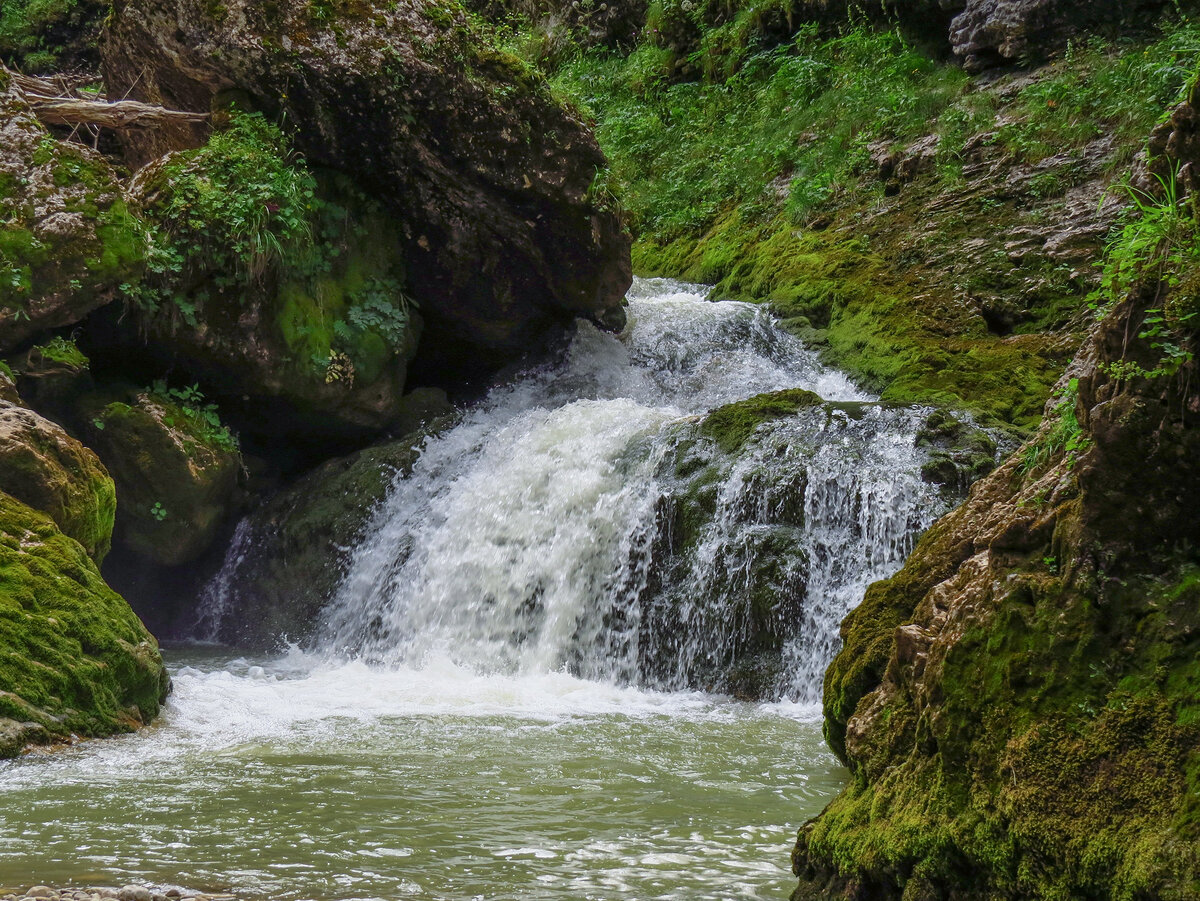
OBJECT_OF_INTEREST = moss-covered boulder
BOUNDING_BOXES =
[0,397,115,563]
[792,267,1200,897]
[0,491,169,759]
[80,389,241,567]
[0,80,145,352]
[103,0,631,373]
[0,495,168,756]
[92,121,425,440]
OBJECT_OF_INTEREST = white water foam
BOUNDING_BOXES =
[306,277,941,700]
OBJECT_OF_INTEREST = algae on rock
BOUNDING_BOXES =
[0,397,115,563]
[0,491,168,759]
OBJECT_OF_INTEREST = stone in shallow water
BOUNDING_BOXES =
[117,887,151,901]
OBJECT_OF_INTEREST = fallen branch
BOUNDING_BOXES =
[4,64,209,130]
[28,97,210,129]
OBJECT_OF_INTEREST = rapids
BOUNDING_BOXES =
[0,279,952,899]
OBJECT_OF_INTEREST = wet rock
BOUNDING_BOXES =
[103,0,631,372]
[117,889,150,901]
[200,425,444,648]
[0,397,115,562]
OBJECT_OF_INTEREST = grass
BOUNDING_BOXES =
[528,14,1200,427]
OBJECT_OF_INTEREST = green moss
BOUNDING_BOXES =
[32,336,89,369]
[699,388,822,453]
[0,0,108,72]
[0,491,167,758]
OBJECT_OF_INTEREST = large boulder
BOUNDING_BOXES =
[948,0,1172,70]
[86,119,426,440]
[791,135,1200,898]
[0,77,145,352]
[0,491,169,758]
[102,0,632,372]
[80,388,242,568]
[0,396,116,563]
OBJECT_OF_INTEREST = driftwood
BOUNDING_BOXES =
[4,65,208,131]
[28,97,209,128]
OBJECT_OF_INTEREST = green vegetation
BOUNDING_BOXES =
[510,15,1200,426]
[0,0,107,72]
[699,388,821,453]
[131,110,417,385]
[129,109,319,326]
[1019,377,1087,475]
[0,491,168,758]
[32,335,89,369]
[148,380,238,452]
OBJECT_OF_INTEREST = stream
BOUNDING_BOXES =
[0,279,949,900]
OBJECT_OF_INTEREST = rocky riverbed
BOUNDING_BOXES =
[2,887,238,901]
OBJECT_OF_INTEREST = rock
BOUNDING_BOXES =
[0,78,144,353]
[949,0,1171,71]
[0,491,169,759]
[80,390,241,567]
[200,428,440,647]
[795,242,1200,894]
[0,397,115,562]
[102,0,631,373]
[25,888,54,899]
[10,337,94,426]
[93,142,424,441]
[117,888,150,901]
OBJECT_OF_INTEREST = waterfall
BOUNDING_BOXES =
[310,278,949,701]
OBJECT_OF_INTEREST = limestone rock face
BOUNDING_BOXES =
[0,397,116,563]
[102,0,632,366]
[0,492,168,759]
[792,222,1200,899]
[0,80,144,352]
[948,0,1170,70]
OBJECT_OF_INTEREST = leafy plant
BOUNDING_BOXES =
[1020,378,1089,475]
[128,109,318,324]
[1093,164,1200,380]
[149,501,168,522]
[149,380,239,452]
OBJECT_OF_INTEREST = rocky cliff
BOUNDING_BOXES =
[791,108,1200,899]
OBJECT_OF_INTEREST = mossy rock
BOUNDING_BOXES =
[81,392,242,567]
[795,288,1200,899]
[0,491,169,759]
[0,398,115,563]
[10,337,94,425]
[698,388,823,454]
[0,86,146,352]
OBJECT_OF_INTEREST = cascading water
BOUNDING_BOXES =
[315,278,947,701]
[0,277,967,901]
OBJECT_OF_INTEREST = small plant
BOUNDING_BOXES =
[1020,378,1089,475]
[1092,163,1200,381]
[149,502,168,522]
[149,380,239,452]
